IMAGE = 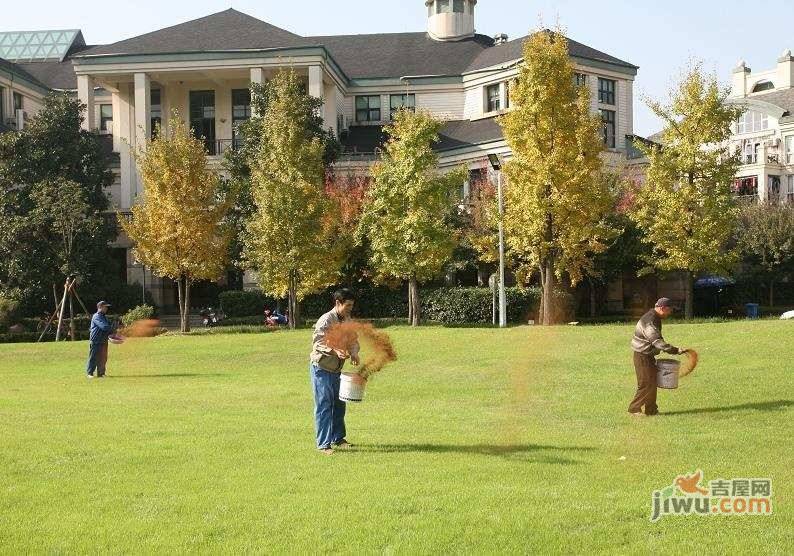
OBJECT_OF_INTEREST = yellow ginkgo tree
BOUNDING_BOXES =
[500,30,616,324]
[122,115,232,332]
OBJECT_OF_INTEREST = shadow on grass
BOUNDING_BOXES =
[355,443,594,463]
[107,373,227,379]
[663,400,793,416]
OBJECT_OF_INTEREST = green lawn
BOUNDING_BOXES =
[0,320,791,553]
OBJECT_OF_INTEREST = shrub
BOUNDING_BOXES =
[122,305,155,327]
[422,287,541,324]
[302,284,407,319]
[219,290,277,317]
[0,294,19,332]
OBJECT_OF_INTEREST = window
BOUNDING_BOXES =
[150,89,162,138]
[232,89,251,147]
[736,110,769,134]
[99,104,113,132]
[742,140,760,164]
[437,0,450,14]
[13,92,23,112]
[356,95,381,122]
[787,175,794,201]
[600,109,616,148]
[786,136,794,164]
[189,90,216,154]
[453,0,465,12]
[598,78,616,105]
[505,81,511,109]
[390,94,415,119]
[486,84,501,112]
[768,175,781,202]
[733,176,758,196]
[752,80,775,93]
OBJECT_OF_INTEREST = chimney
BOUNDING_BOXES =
[777,49,794,89]
[493,33,508,45]
[731,60,751,98]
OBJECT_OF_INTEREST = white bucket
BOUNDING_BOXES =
[656,359,680,390]
[339,373,367,403]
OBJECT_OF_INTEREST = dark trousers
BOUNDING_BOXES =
[629,351,658,414]
[86,343,108,376]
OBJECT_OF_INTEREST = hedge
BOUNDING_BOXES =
[218,290,277,318]
[422,287,541,324]
[0,331,91,344]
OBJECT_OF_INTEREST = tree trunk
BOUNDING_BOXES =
[684,271,694,320]
[769,280,775,308]
[542,258,556,326]
[409,275,420,327]
[288,270,298,330]
[183,279,192,333]
[176,276,185,333]
[537,264,546,324]
[69,293,75,341]
[407,282,414,324]
[589,278,597,318]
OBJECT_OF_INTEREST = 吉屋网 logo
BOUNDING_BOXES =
[650,470,772,522]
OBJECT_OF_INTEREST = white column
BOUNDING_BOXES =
[133,72,151,150]
[499,82,507,111]
[324,82,338,135]
[117,83,135,210]
[250,68,264,117]
[308,65,324,99]
[77,75,95,131]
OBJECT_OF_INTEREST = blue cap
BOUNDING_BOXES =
[97,301,111,309]
[655,298,673,308]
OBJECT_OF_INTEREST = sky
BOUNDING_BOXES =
[5,0,794,136]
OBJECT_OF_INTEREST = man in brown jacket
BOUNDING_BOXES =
[629,298,687,417]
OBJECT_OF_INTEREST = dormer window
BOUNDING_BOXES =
[436,0,450,14]
[453,0,465,13]
[752,80,774,93]
[486,84,501,112]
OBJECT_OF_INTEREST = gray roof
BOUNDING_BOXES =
[341,117,504,154]
[0,56,49,89]
[466,32,637,72]
[74,9,636,82]
[306,32,493,79]
[81,9,303,57]
[745,88,794,122]
[14,43,95,90]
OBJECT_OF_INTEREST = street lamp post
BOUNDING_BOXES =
[488,154,507,328]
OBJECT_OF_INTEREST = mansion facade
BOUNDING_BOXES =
[1,2,639,309]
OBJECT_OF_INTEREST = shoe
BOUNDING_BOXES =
[629,412,645,417]
[318,447,334,455]
[98,374,106,378]
[334,440,354,449]
[86,374,94,379]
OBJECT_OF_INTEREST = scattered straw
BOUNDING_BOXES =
[325,321,397,380]
[679,350,699,378]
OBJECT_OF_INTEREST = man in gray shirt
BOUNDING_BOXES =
[310,288,359,455]
[629,298,686,416]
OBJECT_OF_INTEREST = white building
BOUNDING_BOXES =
[1,3,639,308]
[729,52,794,204]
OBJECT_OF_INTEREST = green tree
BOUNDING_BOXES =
[0,93,113,312]
[737,202,794,307]
[500,30,615,324]
[358,109,466,326]
[241,71,342,328]
[631,65,743,318]
[122,115,232,332]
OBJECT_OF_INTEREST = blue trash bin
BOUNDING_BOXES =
[745,303,760,320]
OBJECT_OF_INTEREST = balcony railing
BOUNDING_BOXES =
[204,138,245,156]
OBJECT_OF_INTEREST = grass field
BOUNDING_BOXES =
[0,320,791,553]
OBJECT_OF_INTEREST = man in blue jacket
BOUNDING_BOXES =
[87,301,115,378]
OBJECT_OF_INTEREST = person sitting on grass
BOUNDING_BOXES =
[86,301,115,379]
[264,308,288,327]
[629,297,688,417]
[309,288,360,455]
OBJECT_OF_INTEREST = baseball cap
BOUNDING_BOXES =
[655,297,673,308]
[97,301,111,309]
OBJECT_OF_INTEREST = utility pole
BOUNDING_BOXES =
[488,154,507,328]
